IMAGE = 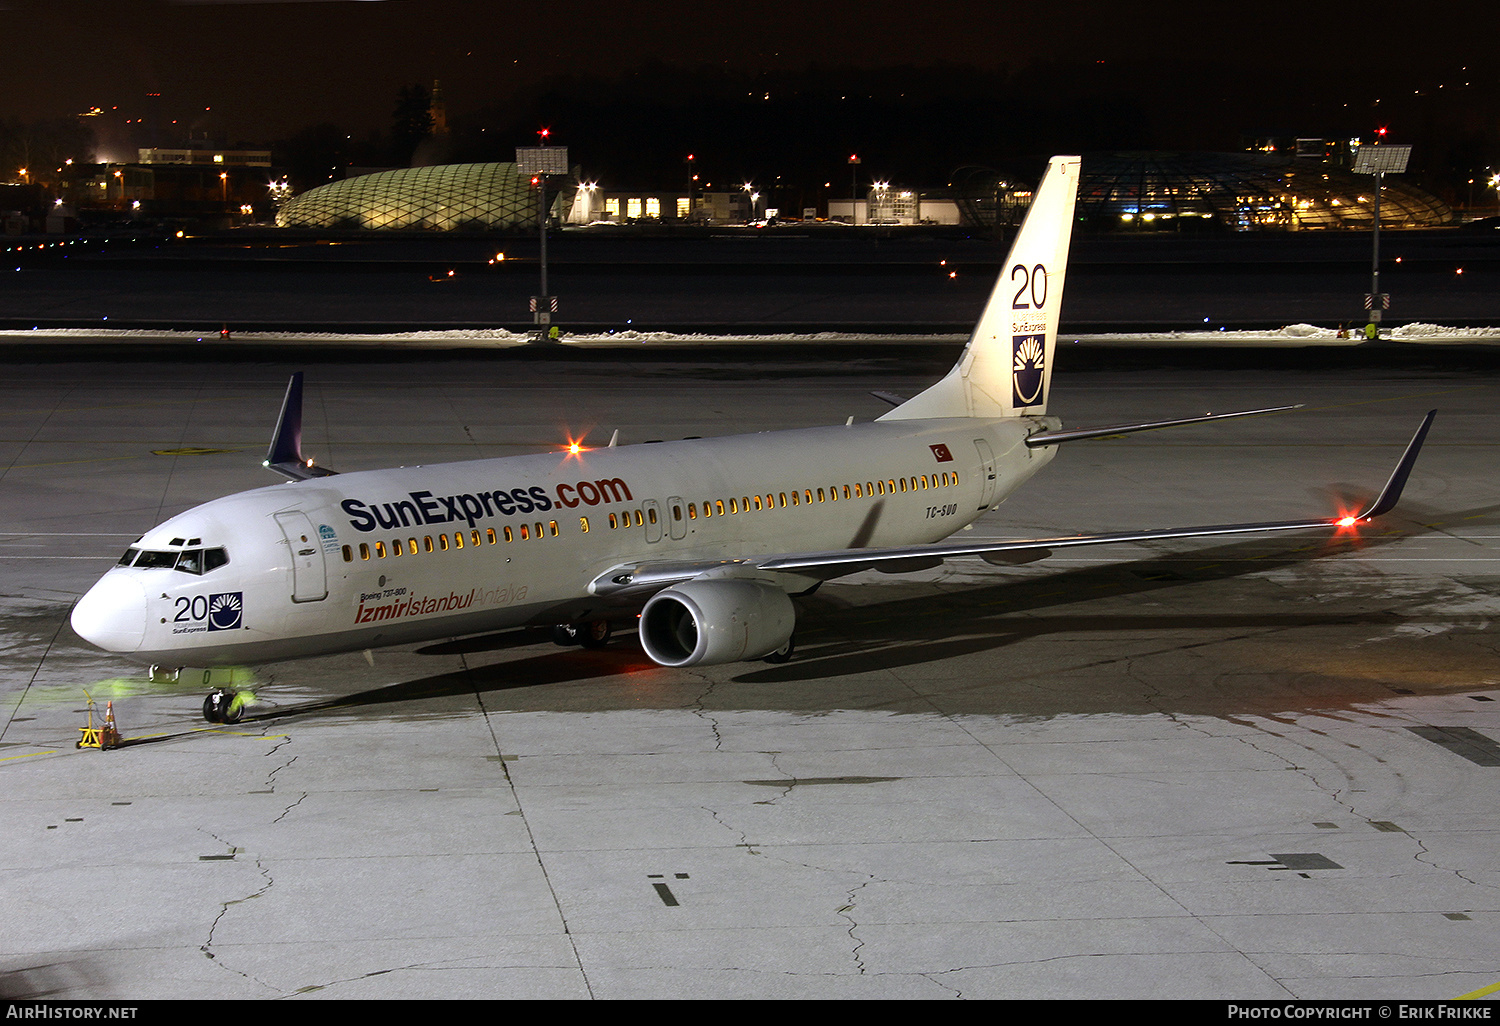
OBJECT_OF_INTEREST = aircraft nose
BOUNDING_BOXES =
[71,573,148,653]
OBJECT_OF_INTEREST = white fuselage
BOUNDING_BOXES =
[73,415,1056,667]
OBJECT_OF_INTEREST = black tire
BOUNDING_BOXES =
[579,619,613,649]
[551,623,582,646]
[203,690,227,724]
[763,634,795,664]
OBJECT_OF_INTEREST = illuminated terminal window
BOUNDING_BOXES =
[1073,152,1452,231]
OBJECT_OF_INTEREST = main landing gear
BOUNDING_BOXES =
[764,634,796,664]
[551,619,614,650]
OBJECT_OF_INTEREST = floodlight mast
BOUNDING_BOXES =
[1352,142,1411,330]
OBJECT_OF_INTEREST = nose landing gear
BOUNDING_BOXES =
[202,688,245,724]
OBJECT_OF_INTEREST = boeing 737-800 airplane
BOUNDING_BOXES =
[71,156,1435,723]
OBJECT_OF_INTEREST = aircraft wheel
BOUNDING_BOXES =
[763,634,796,664]
[203,689,243,724]
[578,620,613,650]
[551,623,582,646]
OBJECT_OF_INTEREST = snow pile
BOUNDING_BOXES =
[1388,323,1500,342]
[1,324,1497,347]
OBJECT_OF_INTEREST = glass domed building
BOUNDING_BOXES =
[276,163,569,230]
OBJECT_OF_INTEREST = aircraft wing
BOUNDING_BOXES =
[590,410,1434,597]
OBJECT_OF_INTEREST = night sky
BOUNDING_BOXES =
[1,0,1497,189]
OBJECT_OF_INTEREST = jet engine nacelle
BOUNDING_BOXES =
[639,578,795,667]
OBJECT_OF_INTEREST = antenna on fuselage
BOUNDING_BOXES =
[264,372,339,481]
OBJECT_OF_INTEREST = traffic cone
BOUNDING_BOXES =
[101,700,120,749]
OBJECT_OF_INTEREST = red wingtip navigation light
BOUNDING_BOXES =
[1337,515,1358,528]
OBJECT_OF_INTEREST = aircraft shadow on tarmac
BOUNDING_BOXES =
[238,499,1500,723]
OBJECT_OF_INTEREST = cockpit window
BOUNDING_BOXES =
[118,546,230,574]
[133,550,179,570]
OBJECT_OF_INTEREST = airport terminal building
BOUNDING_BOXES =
[274,151,1454,233]
[1075,151,1453,230]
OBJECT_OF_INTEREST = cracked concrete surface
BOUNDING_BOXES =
[2,352,1499,999]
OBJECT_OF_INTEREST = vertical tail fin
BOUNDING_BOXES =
[879,155,1080,421]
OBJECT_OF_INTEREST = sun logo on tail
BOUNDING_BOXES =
[1012,335,1046,408]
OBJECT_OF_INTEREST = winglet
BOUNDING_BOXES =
[1357,409,1435,521]
[264,372,337,480]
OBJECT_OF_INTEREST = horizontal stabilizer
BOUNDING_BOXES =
[1025,405,1301,447]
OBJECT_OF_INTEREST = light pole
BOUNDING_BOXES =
[516,132,569,337]
[847,154,860,224]
[1351,140,1411,336]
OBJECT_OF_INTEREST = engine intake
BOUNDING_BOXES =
[639,578,795,667]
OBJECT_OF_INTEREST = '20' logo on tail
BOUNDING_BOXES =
[1012,335,1046,408]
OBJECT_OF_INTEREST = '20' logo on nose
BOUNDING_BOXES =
[207,593,243,631]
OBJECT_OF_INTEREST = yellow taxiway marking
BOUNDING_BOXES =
[0,726,288,761]
[1457,979,1500,1000]
[0,748,62,762]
